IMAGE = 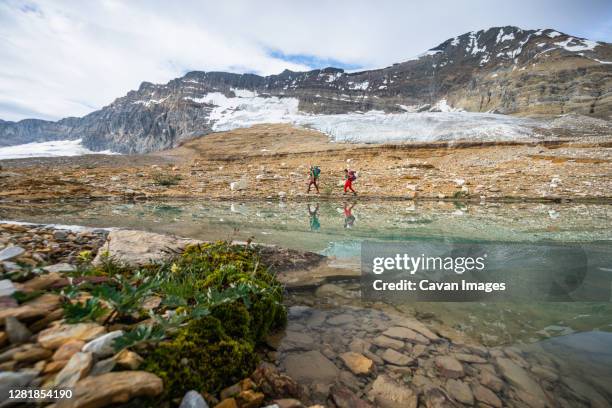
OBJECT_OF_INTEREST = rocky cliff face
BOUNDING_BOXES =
[0,117,80,147]
[1,26,610,153]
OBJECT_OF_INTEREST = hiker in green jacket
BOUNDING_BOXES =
[307,165,321,194]
[307,203,321,231]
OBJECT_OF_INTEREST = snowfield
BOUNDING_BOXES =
[187,90,539,143]
[0,139,116,160]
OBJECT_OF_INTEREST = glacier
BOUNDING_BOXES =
[0,139,116,160]
[188,90,539,143]
[298,111,537,143]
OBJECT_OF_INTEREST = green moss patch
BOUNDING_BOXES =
[145,242,286,399]
[57,241,286,401]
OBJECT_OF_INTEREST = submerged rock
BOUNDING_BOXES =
[325,313,353,326]
[382,326,429,345]
[422,387,454,408]
[453,352,487,364]
[472,384,502,408]
[339,352,375,375]
[445,379,474,405]
[287,306,312,319]
[330,384,373,408]
[371,335,404,350]
[479,369,504,392]
[434,356,464,378]
[495,357,546,406]
[381,349,413,366]
[283,350,338,383]
[392,317,440,341]
[281,331,316,351]
[368,375,417,408]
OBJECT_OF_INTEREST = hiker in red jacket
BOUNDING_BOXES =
[344,202,356,229]
[344,169,357,195]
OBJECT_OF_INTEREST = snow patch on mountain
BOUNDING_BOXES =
[496,29,515,43]
[348,81,369,90]
[555,38,598,52]
[132,96,169,107]
[0,139,117,160]
[468,31,487,55]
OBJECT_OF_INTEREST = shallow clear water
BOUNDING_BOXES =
[2,199,610,251]
[2,199,611,345]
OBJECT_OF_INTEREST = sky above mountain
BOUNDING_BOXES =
[0,0,610,122]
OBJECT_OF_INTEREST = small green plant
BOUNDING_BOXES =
[453,190,467,199]
[77,250,93,263]
[12,290,44,304]
[152,173,182,187]
[113,324,166,351]
[93,250,133,276]
[93,275,160,323]
[63,297,109,323]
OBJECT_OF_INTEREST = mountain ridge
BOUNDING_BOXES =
[1,25,610,153]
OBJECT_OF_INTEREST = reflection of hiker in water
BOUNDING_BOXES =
[307,165,321,194]
[344,169,357,195]
[344,202,356,229]
[307,203,320,232]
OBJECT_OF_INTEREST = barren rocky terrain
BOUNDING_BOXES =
[1,124,611,203]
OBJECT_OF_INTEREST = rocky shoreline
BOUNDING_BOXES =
[1,124,611,204]
[1,223,610,408]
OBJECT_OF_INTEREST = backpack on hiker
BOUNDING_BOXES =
[312,166,321,178]
[348,170,357,181]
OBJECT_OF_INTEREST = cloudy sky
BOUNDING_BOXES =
[1,0,610,122]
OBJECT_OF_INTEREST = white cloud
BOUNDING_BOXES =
[0,0,610,121]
